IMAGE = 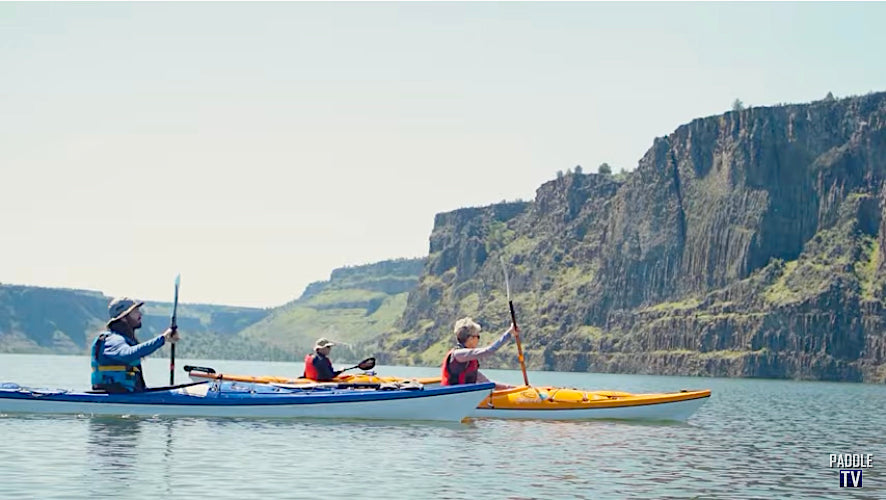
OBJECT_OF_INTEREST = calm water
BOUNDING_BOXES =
[0,353,883,499]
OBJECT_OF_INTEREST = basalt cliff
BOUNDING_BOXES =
[375,92,886,383]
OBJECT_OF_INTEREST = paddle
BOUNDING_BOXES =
[169,274,181,386]
[337,357,376,374]
[182,359,375,379]
[500,256,529,386]
[272,379,423,391]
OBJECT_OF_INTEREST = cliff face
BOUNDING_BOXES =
[377,92,886,382]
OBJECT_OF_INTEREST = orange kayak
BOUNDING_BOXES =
[185,366,441,387]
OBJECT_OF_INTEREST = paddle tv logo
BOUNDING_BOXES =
[829,454,872,488]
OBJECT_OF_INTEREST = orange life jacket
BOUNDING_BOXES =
[303,353,335,380]
[304,354,317,379]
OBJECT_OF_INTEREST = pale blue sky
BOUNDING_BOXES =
[1,2,884,307]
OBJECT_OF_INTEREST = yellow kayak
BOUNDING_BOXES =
[471,386,711,421]
[184,365,441,387]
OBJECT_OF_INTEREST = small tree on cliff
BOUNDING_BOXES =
[598,162,612,175]
[574,164,583,175]
[732,98,745,112]
[614,167,628,181]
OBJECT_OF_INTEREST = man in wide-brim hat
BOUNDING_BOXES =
[302,337,341,381]
[90,297,180,393]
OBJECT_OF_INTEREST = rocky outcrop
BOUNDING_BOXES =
[376,92,886,382]
[301,258,425,300]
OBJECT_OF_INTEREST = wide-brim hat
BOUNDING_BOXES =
[107,297,145,325]
[314,338,336,349]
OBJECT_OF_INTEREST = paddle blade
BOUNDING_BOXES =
[171,273,181,330]
[183,365,216,374]
[499,256,511,300]
[357,357,376,371]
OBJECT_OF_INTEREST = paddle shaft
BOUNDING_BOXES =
[509,300,529,386]
[170,275,180,386]
[500,255,529,386]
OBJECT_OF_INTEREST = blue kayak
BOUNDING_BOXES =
[0,380,495,422]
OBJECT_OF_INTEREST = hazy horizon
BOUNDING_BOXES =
[2,2,884,307]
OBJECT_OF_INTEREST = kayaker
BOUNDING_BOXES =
[91,297,180,393]
[441,317,518,390]
[303,337,341,381]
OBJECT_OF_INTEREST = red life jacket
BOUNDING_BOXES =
[303,354,318,379]
[440,349,479,385]
[303,353,335,380]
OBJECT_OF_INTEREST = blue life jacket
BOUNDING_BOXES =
[90,332,143,392]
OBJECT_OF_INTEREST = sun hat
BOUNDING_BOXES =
[107,297,144,325]
[314,338,336,349]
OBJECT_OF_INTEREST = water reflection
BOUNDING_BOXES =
[159,418,175,498]
[197,415,470,433]
[86,417,143,471]
[85,416,180,498]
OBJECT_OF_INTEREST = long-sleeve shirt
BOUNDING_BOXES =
[450,329,513,387]
[309,352,337,381]
[99,332,166,364]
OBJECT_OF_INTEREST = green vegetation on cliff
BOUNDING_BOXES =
[238,258,424,361]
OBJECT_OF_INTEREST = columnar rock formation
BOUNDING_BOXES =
[378,92,886,382]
